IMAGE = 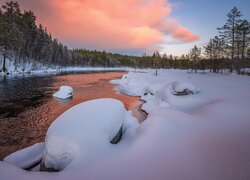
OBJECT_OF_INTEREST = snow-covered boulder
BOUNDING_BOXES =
[144,82,164,96]
[141,99,169,114]
[3,143,45,169]
[171,81,198,95]
[140,92,169,113]
[53,86,73,99]
[42,98,132,171]
[111,73,148,96]
[158,81,199,99]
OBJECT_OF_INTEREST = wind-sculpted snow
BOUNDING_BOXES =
[1,69,250,180]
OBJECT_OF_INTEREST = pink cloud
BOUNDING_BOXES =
[160,18,200,42]
[14,0,199,50]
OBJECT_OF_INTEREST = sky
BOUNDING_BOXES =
[1,0,250,56]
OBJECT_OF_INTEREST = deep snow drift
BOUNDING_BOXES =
[1,69,250,180]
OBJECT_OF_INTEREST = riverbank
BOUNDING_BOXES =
[0,66,129,77]
[1,69,250,180]
[0,71,146,160]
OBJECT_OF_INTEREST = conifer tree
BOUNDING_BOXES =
[218,7,242,59]
[189,45,201,73]
[0,1,22,72]
[237,20,250,59]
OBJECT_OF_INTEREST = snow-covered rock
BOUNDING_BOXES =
[3,143,45,169]
[141,99,169,114]
[53,86,73,99]
[111,72,149,96]
[171,81,198,95]
[42,98,132,171]
[144,82,164,95]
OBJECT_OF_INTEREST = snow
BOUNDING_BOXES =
[241,68,250,74]
[1,69,250,180]
[3,143,44,169]
[42,98,138,170]
[171,81,199,94]
[0,54,129,76]
[53,86,73,99]
[111,73,149,96]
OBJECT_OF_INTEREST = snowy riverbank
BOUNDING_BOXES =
[0,66,129,77]
[1,69,250,180]
[0,56,129,76]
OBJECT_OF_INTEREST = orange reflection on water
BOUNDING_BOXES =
[0,72,146,160]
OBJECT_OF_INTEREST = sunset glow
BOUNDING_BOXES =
[1,1,250,179]
[16,0,198,52]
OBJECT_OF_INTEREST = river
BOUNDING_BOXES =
[0,71,146,160]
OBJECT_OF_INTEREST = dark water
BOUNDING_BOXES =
[0,71,146,160]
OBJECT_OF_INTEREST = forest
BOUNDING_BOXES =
[0,1,250,74]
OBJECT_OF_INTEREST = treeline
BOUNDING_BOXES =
[196,7,250,74]
[0,2,250,73]
[71,49,138,67]
[0,1,74,72]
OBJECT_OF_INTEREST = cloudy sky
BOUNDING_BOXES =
[3,0,250,56]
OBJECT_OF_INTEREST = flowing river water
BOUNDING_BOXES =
[0,71,146,160]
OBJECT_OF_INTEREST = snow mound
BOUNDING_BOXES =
[42,98,130,171]
[171,81,198,95]
[144,82,164,95]
[3,143,44,169]
[140,93,169,113]
[53,86,73,99]
[111,73,148,96]
[141,99,169,113]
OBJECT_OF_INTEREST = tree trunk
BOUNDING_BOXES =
[232,18,235,59]
[241,32,246,59]
[2,52,7,73]
[194,60,197,73]
[236,41,240,59]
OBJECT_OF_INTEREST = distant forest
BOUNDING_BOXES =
[0,1,250,74]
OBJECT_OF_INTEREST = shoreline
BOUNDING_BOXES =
[0,71,146,160]
[0,67,129,78]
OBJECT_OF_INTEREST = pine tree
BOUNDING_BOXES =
[237,20,250,59]
[152,50,161,76]
[218,7,242,59]
[18,10,37,68]
[204,39,213,59]
[189,45,201,73]
[0,1,22,72]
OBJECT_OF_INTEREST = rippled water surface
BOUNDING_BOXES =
[0,71,146,160]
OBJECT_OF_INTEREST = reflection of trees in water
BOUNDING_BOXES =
[0,76,55,118]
